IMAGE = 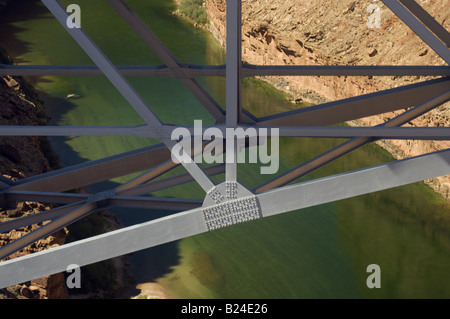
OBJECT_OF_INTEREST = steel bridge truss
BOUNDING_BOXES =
[0,0,449,288]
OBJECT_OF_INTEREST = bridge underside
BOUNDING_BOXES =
[0,0,449,289]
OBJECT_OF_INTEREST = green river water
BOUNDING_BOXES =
[2,0,450,298]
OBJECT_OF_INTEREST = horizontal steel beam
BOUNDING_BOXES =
[0,177,11,189]
[1,0,449,289]
[1,189,203,212]
[114,140,215,193]
[275,126,450,139]
[0,192,203,234]
[2,64,449,77]
[115,160,179,193]
[0,64,224,77]
[0,206,206,288]
[110,196,202,210]
[257,77,450,127]
[255,89,450,193]
[4,124,449,139]
[242,65,450,77]
[0,202,96,261]
[117,164,225,197]
[0,125,150,137]
[0,202,86,234]
[4,191,88,205]
[12,143,170,192]
[258,149,450,217]
[3,149,450,287]
[0,194,202,261]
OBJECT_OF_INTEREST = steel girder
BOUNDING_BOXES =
[0,0,449,288]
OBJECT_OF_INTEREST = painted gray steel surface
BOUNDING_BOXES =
[0,0,449,288]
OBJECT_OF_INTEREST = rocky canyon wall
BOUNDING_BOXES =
[0,73,69,299]
[206,0,450,198]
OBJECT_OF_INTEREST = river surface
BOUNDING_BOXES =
[2,0,450,298]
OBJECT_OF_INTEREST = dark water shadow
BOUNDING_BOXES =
[0,0,51,64]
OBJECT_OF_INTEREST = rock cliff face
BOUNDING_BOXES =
[206,0,450,198]
[0,73,131,298]
[0,74,69,299]
[0,0,69,298]
[0,48,131,298]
